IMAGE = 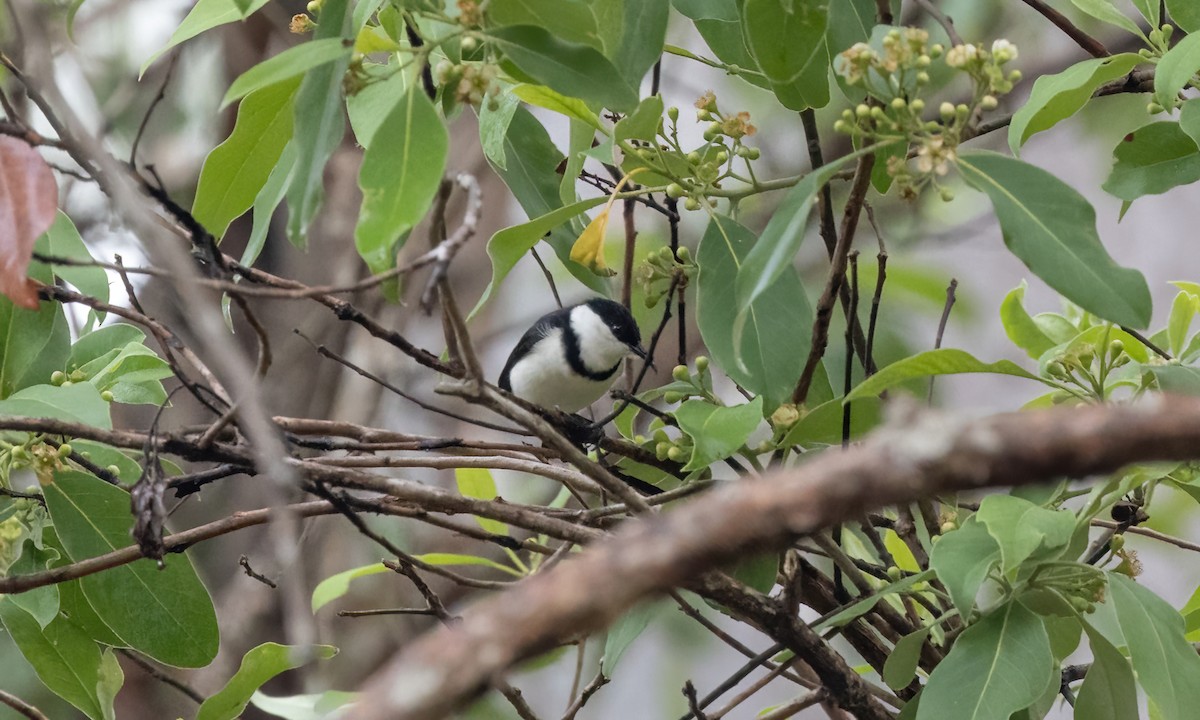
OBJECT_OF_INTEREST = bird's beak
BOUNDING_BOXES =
[630,343,655,370]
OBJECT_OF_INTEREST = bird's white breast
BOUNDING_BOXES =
[506,328,619,413]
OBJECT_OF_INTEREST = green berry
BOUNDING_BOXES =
[50,370,66,386]
[56,443,72,458]
[100,390,114,402]
[715,151,728,164]
[667,446,686,462]
[675,246,691,261]
[910,98,925,113]
[1110,534,1125,551]
[939,187,955,202]
[60,380,73,388]
[890,97,906,111]
[105,465,120,476]
[667,106,679,122]
[695,356,709,372]
[684,197,701,211]
[655,441,671,459]
[686,151,701,164]
[855,104,871,119]
[746,147,760,160]
[665,183,686,199]
[664,390,683,404]
[886,566,902,581]
[1147,102,1164,114]
[939,521,957,534]
[939,101,955,120]
[672,365,690,382]
[980,95,998,111]
[916,71,930,85]
[460,36,477,52]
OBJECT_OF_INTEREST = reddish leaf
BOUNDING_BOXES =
[0,137,57,309]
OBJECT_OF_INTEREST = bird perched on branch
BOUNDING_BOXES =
[499,298,647,413]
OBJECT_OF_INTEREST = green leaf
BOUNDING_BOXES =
[1132,0,1160,26]
[1166,0,1200,31]
[487,25,638,111]
[846,348,1045,401]
[1156,31,1200,110]
[87,342,172,393]
[735,146,872,317]
[250,690,357,719]
[478,90,520,171]
[96,648,123,720]
[0,599,107,720]
[1007,54,1142,154]
[44,529,125,647]
[814,571,934,631]
[37,211,109,311]
[311,563,389,613]
[674,397,764,471]
[958,151,1152,329]
[1168,290,1199,356]
[44,471,219,667]
[1102,121,1200,202]
[929,517,1000,617]
[1000,282,1057,359]
[884,626,930,691]
[1076,621,1139,720]
[605,0,669,88]
[243,142,295,268]
[0,263,69,398]
[285,0,352,248]
[354,87,448,275]
[194,79,300,240]
[1107,572,1200,720]
[976,495,1074,574]
[781,396,880,447]
[67,325,145,370]
[345,63,408,148]
[698,215,829,411]
[672,0,738,21]
[220,40,349,109]
[197,643,338,720]
[742,0,830,109]
[455,468,508,536]
[1149,364,1200,395]
[413,552,523,577]
[140,0,270,76]
[513,84,603,130]
[489,0,600,48]
[467,196,608,320]
[0,383,111,428]
[602,600,667,676]
[1070,0,1147,37]
[613,95,663,143]
[8,539,60,628]
[916,601,1054,720]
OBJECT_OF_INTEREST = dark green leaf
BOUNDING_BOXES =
[976,495,1074,574]
[674,397,763,471]
[1156,30,1200,110]
[1107,572,1200,720]
[1167,0,1200,31]
[487,25,638,111]
[1102,121,1200,202]
[8,539,60,628]
[488,0,599,48]
[672,0,738,21]
[354,87,448,274]
[220,39,348,109]
[197,643,338,720]
[734,146,872,316]
[601,600,666,676]
[1000,282,1056,359]
[0,383,111,428]
[140,0,271,75]
[846,348,1045,401]
[311,563,389,613]
[195,78,300,239]
[1076,621,1139,720]
[697,215,829,411]
[958,151,1152,328]
[743,0,830,109]
[0,599,108,720]
[1007,54,1142,154]
[929,517,1001,617]
[1150,364,1200,395]
[67,325,145,371]
[285,0,352,248]
[0,259,69,398]
[884,627,930,691]
[45,471,219,667]
[606,0,669,88]
[614,95,663,143]
[916,601,1054,720]
[44,528,126,647]
[477,90,520,170]
[693,17,772,90]
[37,211,109,311]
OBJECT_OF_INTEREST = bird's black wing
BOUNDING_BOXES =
[498,306,572,390]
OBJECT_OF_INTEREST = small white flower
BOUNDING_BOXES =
[991,39,1018,63]
[945,44,979,68]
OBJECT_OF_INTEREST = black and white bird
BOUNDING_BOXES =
[499,298,647,413]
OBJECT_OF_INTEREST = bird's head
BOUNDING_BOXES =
[571,298,648,371]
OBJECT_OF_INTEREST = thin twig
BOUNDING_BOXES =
[239,555,277,588]
[129,54,177,167]
[913,0,964,45]
[927,279,958,403]
[0,691,49,720]
[118,649,205,704]
[531,247,563,308]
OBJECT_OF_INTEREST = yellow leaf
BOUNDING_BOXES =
[570,208,616,275]
[355,26,401,54]
[885,529,921,573]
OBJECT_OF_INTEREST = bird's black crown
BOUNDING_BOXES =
[584,298,642,349]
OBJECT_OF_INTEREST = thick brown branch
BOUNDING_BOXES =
[346,395,1200,719]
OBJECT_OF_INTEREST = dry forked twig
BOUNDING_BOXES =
[345,395,1200,720]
